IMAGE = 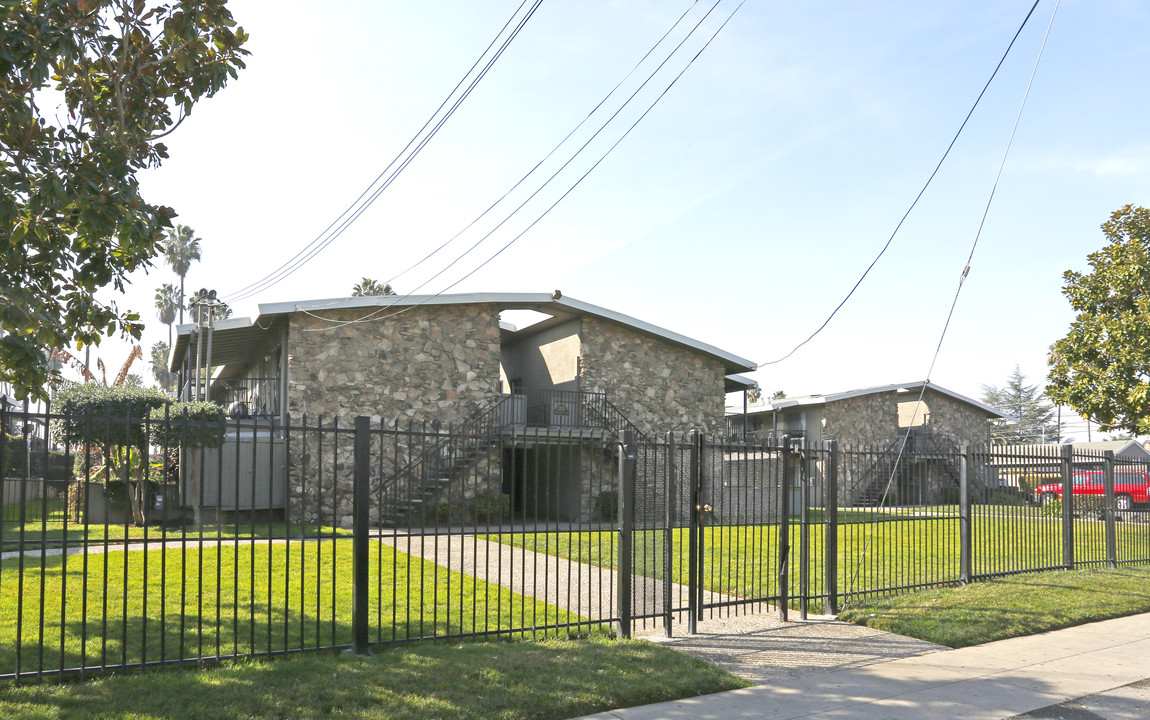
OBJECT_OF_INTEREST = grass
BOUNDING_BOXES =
[485,505,1150,609]
[1,498,350,551]
[0,637,750,720]
[838,565,1150,648]
[0,539,588,677]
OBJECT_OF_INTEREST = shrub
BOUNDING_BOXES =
[2,433,70,479]
[985,487,1028,506]
[597,490,619,521]
[52,385,171,449]
[148,401,227,450]
[473,490,510,523]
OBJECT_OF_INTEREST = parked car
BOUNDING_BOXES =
[1034,471,1150,511]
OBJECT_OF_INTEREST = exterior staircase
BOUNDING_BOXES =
[379,391,644,527]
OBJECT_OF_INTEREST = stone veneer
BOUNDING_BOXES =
[578,316,727,436]
[822,388,992,449]
[286,304,503,423]
[285,304,503,527]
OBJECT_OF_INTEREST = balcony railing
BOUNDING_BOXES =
[497,389,642,439]
[209,377,280,419]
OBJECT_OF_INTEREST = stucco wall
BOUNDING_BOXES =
[578,316,727,436]
[500,319,582,393]
[286,304,503,424]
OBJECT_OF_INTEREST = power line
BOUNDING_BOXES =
[222,0,544,305]
[759,0,1044,368]
[380,1,704,291]
[845,0,1059,602]
[300,0,746,332]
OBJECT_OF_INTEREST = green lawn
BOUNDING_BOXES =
[0,539,588,678]
[839,565,1150,648]
[1,497,349,551]
[486,506,1150,609]
[0,637,749,720]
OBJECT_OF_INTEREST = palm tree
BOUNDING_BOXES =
[154,283,182,348]
[150,341,176,392]
[350,277,395,297]
[162,225,201,324]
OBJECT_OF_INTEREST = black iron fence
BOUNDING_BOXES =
[3,399,1150,683]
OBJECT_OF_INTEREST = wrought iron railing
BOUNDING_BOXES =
[209,377,281,418]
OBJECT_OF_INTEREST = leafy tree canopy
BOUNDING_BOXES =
[0,1,249,401]
[1048,205,1150,434]
[982,364,1059,443]
[351,277,396,297]
[51,383,171,448]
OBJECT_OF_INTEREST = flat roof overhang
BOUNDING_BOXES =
[169,317,282,376]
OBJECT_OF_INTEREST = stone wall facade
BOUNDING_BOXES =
[821,394,898,449]
[822,389,991,449]
[578,316,727,436]
[286,304,503,424]
[920,389,992,448]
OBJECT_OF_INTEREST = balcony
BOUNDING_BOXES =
[208,377,281,419]
[497,389,639,439]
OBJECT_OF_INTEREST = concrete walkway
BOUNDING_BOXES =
[570,613,1150,719]
[377,531,735,625]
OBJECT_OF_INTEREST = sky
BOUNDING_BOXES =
[85,0,1149,436]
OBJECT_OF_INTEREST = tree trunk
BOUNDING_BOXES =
[189,447,202,532]
[119,447,147,526]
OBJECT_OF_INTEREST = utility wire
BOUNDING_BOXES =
[300,0,746,331]
[379,1,703,291]
[223,0,544,305]
[759,0,1043,368]
[844,0,1060,603]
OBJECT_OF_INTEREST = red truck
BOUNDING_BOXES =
[1034,471,1150,511]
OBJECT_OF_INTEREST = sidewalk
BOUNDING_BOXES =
[571,613,1150,719]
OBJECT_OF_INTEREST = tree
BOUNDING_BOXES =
[162,225,203,324]
[982,365,1059,443]
[745,383,762,404]
[0,3,247,401]
[150,341,176,392]
[1048,205,1150,434]
[53,384,172,526]
[351,278,396,297]
[155,283,182,348]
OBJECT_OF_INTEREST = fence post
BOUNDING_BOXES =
[799,440,809,620]
[352,416,371,655]
[663,431,675,638]
[1061,443,1074,570]
[1104,450,1117,569]
[959,444,972,585]
[694,431,705,622]
[687,429,700,634]
[825,440,839,615]
[616,432,637,639]
[779,436,792,623]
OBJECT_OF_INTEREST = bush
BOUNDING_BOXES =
[52,385,171,448]
[985,487,1028,506]
[473,490,510,523]
[597,490,619,521]
[2,433,70,479]
[148,401,227,450]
